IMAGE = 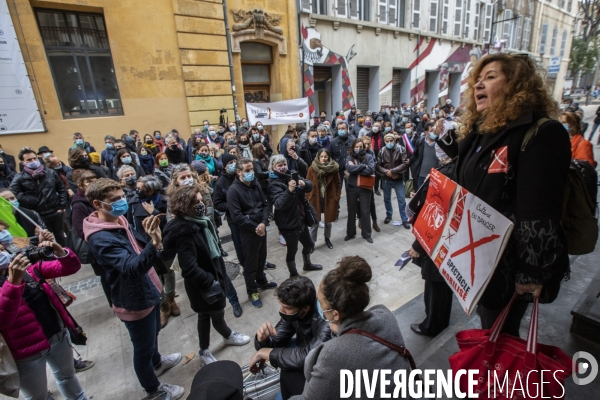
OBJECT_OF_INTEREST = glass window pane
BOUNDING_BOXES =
[242,65,270,83]
[47,51,87,116]
[240,42,272,62]
[87,51,123,113]
[76,55,101,114]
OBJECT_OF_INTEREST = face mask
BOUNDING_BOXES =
[309,137,317,145]
[140,151,147,156]
[75,139,84,146]
[136,189,148,199]
[386,142,395,149]
[209,131,216,137]
[337,130,346,136]
[121,157,132,164]
[0,251,10,271]
[252,134,260,140]
[275,165,288,174]
[242,171,255,182]
[106,143,114,149]
[229,126,236,132]
[193,202,206,218]
[227,163,236,173]
[9,199,19,208]
[43,152,52,159]
[239,140,249,145]
[365,121,372,127]
[170,144,179,151]
[317,300,334,323]
[0,150,3,154]
[562,124,570,132]
[25,160,41,169]
[155,134,161,139]
[53,164,62,170]
[218,129,225,134]
[419,112,423,116]
[203,126,208,131]
[102,198,129,217]
[125,176,136,186]
[405,128,413,134]
[145,139,153,144]
[257,125,263,131]
[354,148,363,154]
[402,117,408,122]
[159,159,169,167]
[180,177,194,186]
[372,127,380,133]
[381,110,386,114]
[384,127,391,133]
[279,310,300,323]
[0,229,13,246]
[429,132,438,140]
[228,139,235,145]
[243,122,249,128]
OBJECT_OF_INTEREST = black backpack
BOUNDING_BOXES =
[571,159,598,211]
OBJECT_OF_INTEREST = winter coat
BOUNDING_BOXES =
[226,178,270,232]
[9,167,68,216]
[0,251,80,360]
[409,136,438,180]
[0,168,15,188]
[250,136,273,157]
[0,152,16,172]
[268,173,313,232]
[316,135,331,151]
[570,134,596,167]
[376,145,409,181]
[288,305,410,400]
[255,306,332,371]
[66,165,108,192]
[299,141,321,166]
[165,147,188,165]
[306,165,341,223]
[162,217,228,313]
[330,134,356,173]
[138,154,156,175]
[101,148,117,177]
[71,191,96,240]
[436,111,571,309]
[153,166,172,189]
[345,153,376,187]
[126,193,168,242]
[253,157,270,193]
[213,172,236,223]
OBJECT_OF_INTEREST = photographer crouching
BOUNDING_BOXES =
[0,228,89,399]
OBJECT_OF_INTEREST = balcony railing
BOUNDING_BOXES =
[40,26,109,49]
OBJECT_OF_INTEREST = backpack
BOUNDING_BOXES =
[522,118,598,255]
[571,158,598,210]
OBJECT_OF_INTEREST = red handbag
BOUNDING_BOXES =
[357,174,375,190]
[449,294,573,399]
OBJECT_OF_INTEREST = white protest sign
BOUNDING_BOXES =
[246,98,310,126]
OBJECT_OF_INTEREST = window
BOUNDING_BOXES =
[567,0,572,12]
[473,1,481,41]
[302,0,328,14]
[511,17,522,50]
[464,0,471,39]
[336,0,370,21]
[241,42,272,103]
[429,0,439,32]
[35,9,122,118]
[558,0,565,7]
[483,3,492,42]
[412,0,421,29]
[454,0,463,37]
[550,26,558,55]
[539,23,548,54]
[560,30,568,57]
[502,9,512,43]
[441,0,449,34]
[379,0,401,26]
[521,17,531,51]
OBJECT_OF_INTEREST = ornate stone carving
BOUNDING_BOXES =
[356,25,363,34]
[333,21,340,30]
[375,28,381,36]
[230,9,283,39]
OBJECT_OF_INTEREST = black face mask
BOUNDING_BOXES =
[136,189,149,199]
[279,311,300,323]
[239,140,249,145]
[125,176,136,187]
[145,139,153,144]
[80,158,90,168]
[170,145,179,151]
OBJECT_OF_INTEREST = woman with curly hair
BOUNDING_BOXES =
[435,53,571,336]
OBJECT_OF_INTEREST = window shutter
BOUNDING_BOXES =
[336,0,347,17]
[379,0,388,23]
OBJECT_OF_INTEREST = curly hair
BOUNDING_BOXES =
[460,53,559,137]
[169,185,201,217]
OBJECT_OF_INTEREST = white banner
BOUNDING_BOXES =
[246,98,310,126]
[0,1,44,135]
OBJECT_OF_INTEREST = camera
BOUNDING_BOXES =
[220,108,227,113]
[20,246,55,263]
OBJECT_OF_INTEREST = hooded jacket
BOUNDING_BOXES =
[0,251,80,360]
[226,178,270,232]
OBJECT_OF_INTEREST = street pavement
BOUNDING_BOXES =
[2,103,600,400]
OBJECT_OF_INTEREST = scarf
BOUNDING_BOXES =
[140,194,161,207]
[24,164,45,178]
[311,159,339,197]
[183,215,220,259]
[197,155,215,174]
[143,142,157,151]
[269,172,279,179]
[154,138,166,152]
[239,144,252,159]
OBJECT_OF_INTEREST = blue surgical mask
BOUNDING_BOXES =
[429,132,438,140]
[338,130,346,136]
[384,127,391,133]
[209,130,217,137]
[227,163,236,173]
[228,139,235,145]
[9,199,19,208]
[229,126,236,132]
[562,123,570,132]
[0,251,10,271]
[53,164,63,170]
[121,156,132,164]
[243,122,249,128]
[106,143,114,149]
[402,117,408,122]
[252,134,260,140]
[101,198,129,217]
[0,229,13,246]
[155,134,161,139]
[203,126,208,131]
[25,160,41,169]
[243,172,255,182]
[386,142,395,149]
[75,139,84,145]
[317,300,334,323]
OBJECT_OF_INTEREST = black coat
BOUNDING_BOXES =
[437,112,571,309]
[253,157,270,193]
[165,147,188,164]
[0,168,15,188]
[9,168,68,216]
[226,178,269,232]
[213,172,236,223]
[268,173,313,232]
[162,217,227,313]
[126,194,168,242]
[330,134,356,172]
[0,152,16,172]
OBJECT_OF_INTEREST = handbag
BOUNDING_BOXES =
[31,266,76,307]
[302,197,318,228]
[65,225,90,264]
[449,294,573,399]
[200,280,225,305]
[404,178,415,198]
[357,174,375,190]
[0,333,19,398]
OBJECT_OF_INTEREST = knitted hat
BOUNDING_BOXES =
[384,133,395,142]
[191,160,207,175]
[88,152,100,164]
[221,153,237,168]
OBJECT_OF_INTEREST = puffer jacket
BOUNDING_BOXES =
[375,145,409,181]
[9,167,68,216]
[268,172,313,232]
[0,250,80,360]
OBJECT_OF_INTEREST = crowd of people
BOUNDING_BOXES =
[0,52,595,400]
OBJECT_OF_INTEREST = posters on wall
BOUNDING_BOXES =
[0,1,44,135]
[246,98,310,126]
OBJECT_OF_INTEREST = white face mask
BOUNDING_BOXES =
[180,178,194,186]
[405,128,412,134]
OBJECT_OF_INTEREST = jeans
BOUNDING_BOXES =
[382,179,408,223]
[590,123,600,142]
[239,229,268,295]
[41,211,66,247]
[228,221,246,265]
[346,186,372,238]
[417,176,427,190]
[198,309,232,350]
[17,329,88,400]
[159,269,176,306]
[123,306,162,393]
[280,226,314,262]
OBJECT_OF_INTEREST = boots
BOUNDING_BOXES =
[372,220,380,232]
[160,302,171,328]
[286,261,299,278]
[219,240,228,257]
[302,253,323,271]
[167,294,180,316]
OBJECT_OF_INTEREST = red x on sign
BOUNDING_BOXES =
[488,146,508,174]
[450,209,501,285]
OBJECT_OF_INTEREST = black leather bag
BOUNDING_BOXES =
[302,198,318,227]
[201,280,225,305]
[65,226,89,264]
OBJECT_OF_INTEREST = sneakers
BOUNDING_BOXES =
[384,216,392,224]
[269,212,274,220]
[223,331,251,346]
[156,382,184,400]
[199,349,217,367]
[258,281,278,290]
[319,221,325,228]
[279,234,287,246]
[265,261,276,270]
[154,353,182,377]
[249,293,263,308]
[74,358,95,373]
[374,190,382,196]
[403,222,411,230]
[232,302,243,318]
